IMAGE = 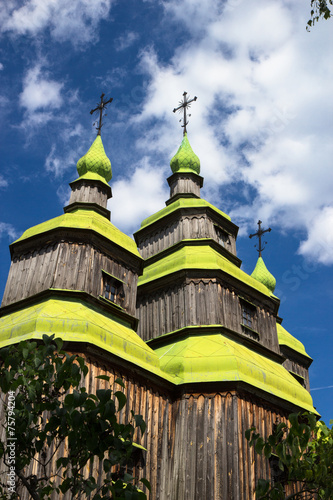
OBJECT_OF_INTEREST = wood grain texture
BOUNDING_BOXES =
[1,241,138,316]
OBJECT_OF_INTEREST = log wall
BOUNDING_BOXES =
[137,215,236,259]
[69,183,109,208]
[137,280,280,352]
[2,241,138,316]
[1,351,297,499]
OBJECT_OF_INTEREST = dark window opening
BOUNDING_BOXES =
[242,305,253,328]
[214,225,229,248]
[101,270,125,306]
[240,298,258,339]
[289,371,306,387]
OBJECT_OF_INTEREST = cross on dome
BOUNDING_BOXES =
[90,93,113,136]
[249,220,272,257]
[173,91,197,135]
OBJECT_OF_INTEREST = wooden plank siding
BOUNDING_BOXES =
[0,350,302,500]
[69,184,108,208]
[137,215,236,260]
[137,280,280,354]
[1,242,138,316]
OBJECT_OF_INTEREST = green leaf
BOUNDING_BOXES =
[115,377,125,388]
[140,478,151,491]
[115,391,127,411]
[96,375,110,381]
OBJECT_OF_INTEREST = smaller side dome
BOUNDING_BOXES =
[170,133,200,174]
[77,135,112,182]
[251,256,276,293]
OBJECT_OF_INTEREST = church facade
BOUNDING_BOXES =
[0,116,315,498]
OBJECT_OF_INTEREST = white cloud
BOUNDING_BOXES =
[110,158,169,235]
[115,31,139,51]
[45,144,81,178]
[1,0,114,45]
[0,63,3,70]
[0,175,8,188]
[132,0,333,264]
[20,65,63,113]
[0,222,18,241]
[298,207,333,265]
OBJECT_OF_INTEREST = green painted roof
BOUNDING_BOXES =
[13,208,141,259]
[77,135,112,183]
[71,171,111,188]
[154,332,316,413]
[139,198,231,230]
[277,323,312,359]
[138,243,275,297]
[170,133,200,174]
[0,296,315,411]
[0,296,175,382]
[251,256,276,293]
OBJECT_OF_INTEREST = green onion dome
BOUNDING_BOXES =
[251,256,276,293]
[170,133,200,174]
[77,135,112,183]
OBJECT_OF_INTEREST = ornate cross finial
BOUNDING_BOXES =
[249,220,272,257]
[173,91,197,135]
[90,93,113,136]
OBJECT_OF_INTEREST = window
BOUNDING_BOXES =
[214,225,229,248]
[242,304,253,328]
[101,270,125,306]
[289,371,306,387]
[104,282,117,302]
[240,298,259,340]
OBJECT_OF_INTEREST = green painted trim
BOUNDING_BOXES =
[138,244,275,297]
[277,323,312,359]
[138,198,231,230]
[240,324,260,338]
[154,332,316,413]
[70,171,111,188]
[0,295,176,383]
[289,371,305,381]
[101,270,126,285]
[0,297,316,412]
[143,238,242,269]
[12,208,142,259]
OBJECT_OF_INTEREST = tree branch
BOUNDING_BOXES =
[15,469,40,500]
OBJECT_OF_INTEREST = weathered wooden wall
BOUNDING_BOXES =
[2,241,138,315]
[137,215,236,260]
[0,351,304,500]
[69,183,108,208]
[137,280,280,352]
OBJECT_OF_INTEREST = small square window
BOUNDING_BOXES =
[105,283,117,302]
[242,305,253,328]
[214,225,229,248]
[240,298,258,339]
[101,270,125,306]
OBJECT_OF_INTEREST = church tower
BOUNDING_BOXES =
[0,93,315,499]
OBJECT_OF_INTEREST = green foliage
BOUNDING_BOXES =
[246,411,333,500]
[307,0,332,29]
[0,335,149,499]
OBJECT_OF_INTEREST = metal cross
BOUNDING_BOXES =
[249,220,272,257]
[90,93,113,136]
[173,91,197,135]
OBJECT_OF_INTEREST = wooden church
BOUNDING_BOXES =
[0,93,315,499]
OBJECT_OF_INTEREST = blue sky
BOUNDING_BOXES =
[0,0,332,424]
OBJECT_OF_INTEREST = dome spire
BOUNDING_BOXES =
[249,220,272,257]
[173,91,197,136]
[76,93,113,183]
[249,220,276,293]
[90,92,113,136]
